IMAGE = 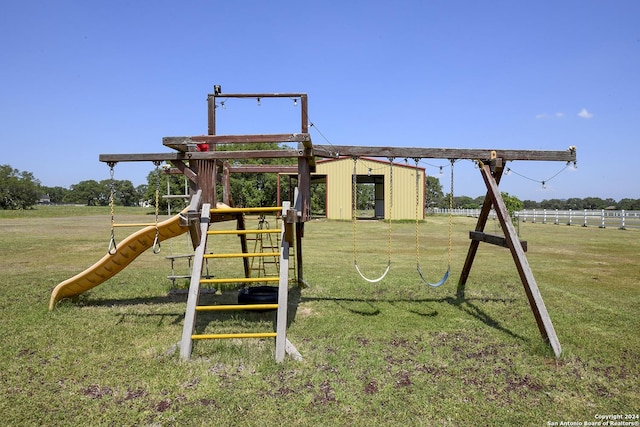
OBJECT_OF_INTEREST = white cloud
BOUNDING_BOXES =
[578,108,594,119]
[555,112,565,118]
[535,113,550,119]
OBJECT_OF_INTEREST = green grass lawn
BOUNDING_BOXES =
[0,206,638,426]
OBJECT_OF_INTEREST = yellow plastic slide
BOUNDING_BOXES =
[49,210,189,310]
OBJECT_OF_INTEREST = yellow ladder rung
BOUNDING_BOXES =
[207,229,281,235]
[204,252,280,259]
[191,332,277,340]
[196,304,278,311]
[200,277,280,284]
[210,207,282,214]
[112,223,158,227]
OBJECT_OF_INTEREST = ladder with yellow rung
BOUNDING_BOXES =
[179,202,301,362]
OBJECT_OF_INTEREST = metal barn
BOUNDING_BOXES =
[313,157,426,220]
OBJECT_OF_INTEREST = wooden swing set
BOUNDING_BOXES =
[51,85,576,360]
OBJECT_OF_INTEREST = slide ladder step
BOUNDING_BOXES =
[210,207,282,214]
[201,277,279,284]
[204,252,280,259]
[207,229,281,235]
[192,332,277,340]
[196,304,278,311]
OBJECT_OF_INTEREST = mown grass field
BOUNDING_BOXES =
[1,206,638,426]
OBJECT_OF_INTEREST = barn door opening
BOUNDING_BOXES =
[355,175,385,219]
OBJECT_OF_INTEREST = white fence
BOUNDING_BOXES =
[430,208,640,230]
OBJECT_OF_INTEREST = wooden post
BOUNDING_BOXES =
[207,93,215,136]
[192,159,217,206]
[478,162,562,358]
[237,214,250,279]
[275,202,292,362]
[293,188,305,285]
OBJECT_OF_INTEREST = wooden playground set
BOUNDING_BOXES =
[49,86,577,362]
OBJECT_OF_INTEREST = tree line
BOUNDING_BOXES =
[2,160,639,212]
[439,195,640,211]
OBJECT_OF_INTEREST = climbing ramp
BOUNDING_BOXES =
[179,203,300,362]
[49,209,189,310]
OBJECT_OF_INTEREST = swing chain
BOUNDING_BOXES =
[387,157,394,262]
[107,162,117,255]
[414,158,453,287]
[152,161,162,254]
[414,158,421,268]
[351,156,391,283]
[448,159,454,267]
[352,157,358,265]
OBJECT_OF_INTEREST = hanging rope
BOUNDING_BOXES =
[352,157,391,283]
[107,162,118,255]
[415,158,454,287]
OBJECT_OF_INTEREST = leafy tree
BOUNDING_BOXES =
[618,198,640,210]
[0,165,41,209]
[219,142,295,208]
[581,197,606,210]
[355,183,375,211]
[144,168,189,213]
[451,195,479,209]
[112,179,139,207]
[65,180,106,206]
[425,175,443,210]
[310,183,326,216]
[539,199,564,210]
[474,195,487,207]
[501,192,523,219]
[42,186,69,204]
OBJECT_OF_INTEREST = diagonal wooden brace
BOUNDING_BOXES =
[476,161,562,357]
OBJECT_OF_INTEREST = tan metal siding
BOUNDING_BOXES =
[315,158,424,220]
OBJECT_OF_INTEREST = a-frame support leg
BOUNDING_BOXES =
[459,162,562,358]
[458,166,505,298]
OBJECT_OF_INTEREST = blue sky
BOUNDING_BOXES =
[1,0,638,201]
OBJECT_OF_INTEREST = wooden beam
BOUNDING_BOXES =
[313,145,577,162]
[479,162,562,357]
[100,149,303,163]
[170,160,197,184]
[210,92,306,99]
[227,165,299,173]
[163,133,311,150]
[469,231,527,252]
